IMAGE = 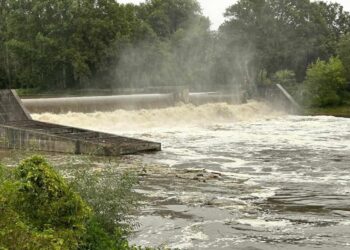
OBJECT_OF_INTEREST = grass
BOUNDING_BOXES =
[305,104,350,117]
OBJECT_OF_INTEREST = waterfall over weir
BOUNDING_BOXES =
[21,85,299,115]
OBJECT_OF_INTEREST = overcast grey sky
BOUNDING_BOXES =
[118,0,350,30]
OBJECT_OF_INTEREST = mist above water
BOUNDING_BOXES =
[112,15,256,94]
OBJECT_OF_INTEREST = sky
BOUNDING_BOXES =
[118,0,350,30]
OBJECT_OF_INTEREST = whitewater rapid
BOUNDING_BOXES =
[33,101,350,250]
[32,101,281,132]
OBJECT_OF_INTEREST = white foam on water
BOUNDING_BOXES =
[250,187,279,199]
[340,221,350,226]
[236,218,292,228]
[33,101,282,132]
[33,101,350,249]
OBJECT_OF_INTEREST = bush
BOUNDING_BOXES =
[70,168,140,234]
[15,156,91,231]
[303,57,347,107]
[0,163,66,250]
[0,156,147,250]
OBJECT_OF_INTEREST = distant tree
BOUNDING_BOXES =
[272,70,296,84]
[1,0,350,92]
[138,0,202,38]
[0,0,155,90]
[304,57,346,107]
[114,0,213,90]
[0,0,10,88]
[337,34,350,81]
[221,0,350,83]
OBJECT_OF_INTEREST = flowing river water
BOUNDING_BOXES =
[33,101,350,250]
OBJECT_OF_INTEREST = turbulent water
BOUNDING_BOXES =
[33,101,350,250]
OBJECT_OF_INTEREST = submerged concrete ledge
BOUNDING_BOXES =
[0,90,161,156]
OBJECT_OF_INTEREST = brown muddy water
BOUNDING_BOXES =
[12,101,350,249]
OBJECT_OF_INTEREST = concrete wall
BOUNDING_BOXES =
[0,89,161,156]
[0,124,78,154]
[0,122,161,156]
[0,90,31,122]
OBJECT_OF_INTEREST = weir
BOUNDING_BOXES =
[22,91,242,114]
[0,90,161,156]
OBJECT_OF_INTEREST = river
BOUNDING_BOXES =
[33,101,350,250]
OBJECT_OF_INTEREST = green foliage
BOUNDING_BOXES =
[337,34,350,81]
[14,156,91,249]
[0,163,67,249]
[272,70,297,86]
[306,103,350,117]
[272,70,301,98]
[1,0,350,100]
[138,0,201,38]
[0,0,210,91]
[0,156,146,250]
[69,168,140,235]
[304,57,347,107]
[78,218,116,250]
[222,0,350,82]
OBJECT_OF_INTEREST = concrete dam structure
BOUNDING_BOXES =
[22,91,243,114]
[20,86,298,115]
[0,90,161,156]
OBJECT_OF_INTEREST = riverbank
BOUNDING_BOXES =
[305,104,350,118]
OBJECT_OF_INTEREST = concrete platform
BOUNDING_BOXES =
[0,90,161,156]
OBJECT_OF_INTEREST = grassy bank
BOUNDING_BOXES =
[305,104,350,118]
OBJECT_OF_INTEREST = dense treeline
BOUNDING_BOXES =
[0,0,211,90]
[222,0,350,81]
[0,0,349,106]
[221,0,350,107]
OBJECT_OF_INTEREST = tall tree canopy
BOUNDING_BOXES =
[0,0,212,90]
[0,0,349,95]
[221,0,350,82]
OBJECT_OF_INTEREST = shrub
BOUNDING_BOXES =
[69,168,141,235]
[0,156,92,249]
[0,164,64,250]
[15,156,91,228]
[0,156,147,250]
[303,57,347,107]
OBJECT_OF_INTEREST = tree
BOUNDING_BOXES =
[114,0,213,90]
[138,0,202,38]
[0,0,154,90]
[304,57,346,107]
[0,0,10,88]
[337,34,350,81]
[221,0,350,83]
